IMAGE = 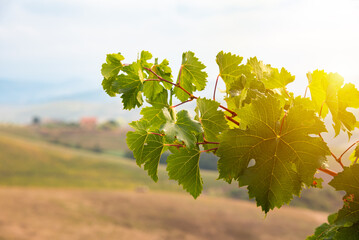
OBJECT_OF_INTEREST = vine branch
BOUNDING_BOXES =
[339,141,359,160]
[304,86,309,98]
[318,167,338,177]
[144,67,239,126]
[148,132,164,136]
[200,148,218,153]
[144,67,195,99]
[170,98,194,109]
[213,74,220,100]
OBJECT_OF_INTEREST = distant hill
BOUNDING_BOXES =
[0,79,142,124]
[0,126,345,212]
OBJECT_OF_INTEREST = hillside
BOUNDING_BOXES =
[0,130,235,195]
[0,126,345,239]
[0,126,344,212]
[0,188,327,240]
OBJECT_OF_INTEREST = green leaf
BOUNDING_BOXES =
[335,223,359,239]
[264,67,295,89]
[247,57,272,81]
[139,50,153,68]
[146,89,169,108]
[217,94,329,212]
[306,222,339,240]
[115,62,144,110]
[101,53,124,79]
[162,110,202,148]
[225,76,265,109]
[308,71,359,136]
[329,164,359,225]
[166,147,202,198]
[140,107,167,130]
[143,58,172,101]
[126,120,164,181]
[216,51,244,85]
[143,80,165,101]
[247,57,294,90]
[308,213,359,240]
[196,98,228,149]
[101,53,125,96]
[102,76,119,97]
[155,59,173,90]
[174,51,208,101]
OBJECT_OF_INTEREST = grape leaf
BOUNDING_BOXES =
[166,147,202,198]
[264,67,295,89]
[154,59,173,90]
[101,53,124,79]
[196,98,228,149]
[174,51,208,101]
[215,53,266,109]
[329,164,359,225]
[143,58,172,101]
[308,212,359,240]
[335,223,359,239]
[126,120,164,181]
[115,62,144,110]
[217,94,329,212]
[247,57,294,90]
[102,76,119,97]
[225,76,265,109]
[307,223,339,240]
[308,70,359,136]
[101,53,125,96]
[146,89,169,108]
[139,50,153,69]
[216,51,244,85]
[162,110,202,148]
[140,107,167,130]
[142,89,172,130]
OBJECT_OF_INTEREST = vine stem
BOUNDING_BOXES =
[200,148,218,153]
[143,66,240,126]
[339,141,359,161]
[170,98,194,109]
[144,67,195,99]
[318,167,338,177]
[144,79,176,86]
[219,105,237,117]
[213,74,220,101]
[283,88,291,98]
[303,86,309,98]
[148,132,164,136]
[197,141,220,145]
[318,133,344,169]
[316,100,345,169]
[164,144,185,149]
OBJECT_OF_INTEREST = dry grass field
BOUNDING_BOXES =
[0,188,327,240]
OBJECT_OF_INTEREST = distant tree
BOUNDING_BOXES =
[32,116,41,125]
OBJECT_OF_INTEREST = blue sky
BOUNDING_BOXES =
[0,0,358,97]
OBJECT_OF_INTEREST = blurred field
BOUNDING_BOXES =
[0,188,327,240]
[0,125,346,239]
[0,130,233,195]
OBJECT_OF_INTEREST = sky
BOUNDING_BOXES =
[0,0,358,101]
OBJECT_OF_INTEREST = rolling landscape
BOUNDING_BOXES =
[0,124,347,239]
